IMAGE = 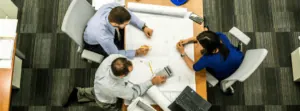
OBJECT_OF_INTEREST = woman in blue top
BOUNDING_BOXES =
[176,30,244,94]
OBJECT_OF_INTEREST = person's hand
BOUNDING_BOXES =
[179,39,189,45]
[135,45,150,56]
[176,42,185,54]
[151,76,167,85]
[143,27,153,38]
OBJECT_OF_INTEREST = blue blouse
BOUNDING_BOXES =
[193,32,244,79]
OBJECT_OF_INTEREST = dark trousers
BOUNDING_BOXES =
[84,29,125,57]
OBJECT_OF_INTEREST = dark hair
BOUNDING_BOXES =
[108,6,131,24]
[111,57,133,76]
[196,31,229,60]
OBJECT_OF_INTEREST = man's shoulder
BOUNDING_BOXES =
[103,54,127,62]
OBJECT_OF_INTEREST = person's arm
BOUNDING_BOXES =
[181,53,195,70]
[99,38,136,59]
[114,81,153,101]
[181,37,197,45]
[177,41,207,71]
[128,10,145,30]
[192,57,207,71]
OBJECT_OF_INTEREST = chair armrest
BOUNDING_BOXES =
[81,49,104,63]
[229,27,250,45]
[15,49,25,59]
[206,72,219,87]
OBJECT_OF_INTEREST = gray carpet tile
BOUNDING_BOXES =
[11,0,300,111]
[255,32,280,67]
[243,67,265,105]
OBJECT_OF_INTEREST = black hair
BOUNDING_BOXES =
[108,6,131,24]
[196,31,230,60]
[111,57,133,76]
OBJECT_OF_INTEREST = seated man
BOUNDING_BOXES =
[84,3,153,59]
[63,54,166,110]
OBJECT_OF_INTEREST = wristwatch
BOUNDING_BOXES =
[180,53,186,57]
[142,24,147,30]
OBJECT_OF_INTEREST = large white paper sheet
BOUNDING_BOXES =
[125,2,196,106]
[0,39,14,59]
[125,12,195,91]
[128,59,154,84]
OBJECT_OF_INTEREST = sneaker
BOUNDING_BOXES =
[63,88,78,107]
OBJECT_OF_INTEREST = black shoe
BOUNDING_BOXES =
[224,86,235,95]
[63,88,78,107]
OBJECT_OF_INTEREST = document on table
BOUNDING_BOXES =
[128,59,154,84]
[0,39,14,59]
[92,0,125,10]
[0,39,14,68]
[125,3,196,105]
[0,60,12,68]
[0,19,18,38]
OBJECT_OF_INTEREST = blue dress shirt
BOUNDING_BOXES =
[84,3,145,59]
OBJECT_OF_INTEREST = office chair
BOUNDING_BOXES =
[61,0,104,63]
[206,27,268,93]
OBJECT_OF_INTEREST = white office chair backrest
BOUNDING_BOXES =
[229,27,251,45]
[221,49,268,90]
[61,0,95,47]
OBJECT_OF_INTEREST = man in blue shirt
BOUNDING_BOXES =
[84,3,153,59]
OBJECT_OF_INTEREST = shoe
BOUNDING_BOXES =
[63,88,78,107]
[224,86,235,95]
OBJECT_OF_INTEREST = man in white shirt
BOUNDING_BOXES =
[63,54,166,110]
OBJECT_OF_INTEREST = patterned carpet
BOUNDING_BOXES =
[10,0,300,111]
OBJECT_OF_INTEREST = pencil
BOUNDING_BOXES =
[141,46,152,49]
[148,62,154,75]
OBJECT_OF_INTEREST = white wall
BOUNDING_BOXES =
[0,0,18,19]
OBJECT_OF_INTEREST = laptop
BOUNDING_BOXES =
[168,86,211,111]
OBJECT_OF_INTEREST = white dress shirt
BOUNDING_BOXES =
[94,54,153,104]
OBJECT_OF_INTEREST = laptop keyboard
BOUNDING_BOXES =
[176,93,204,111]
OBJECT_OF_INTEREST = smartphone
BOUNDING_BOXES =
[189,13,204,25]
